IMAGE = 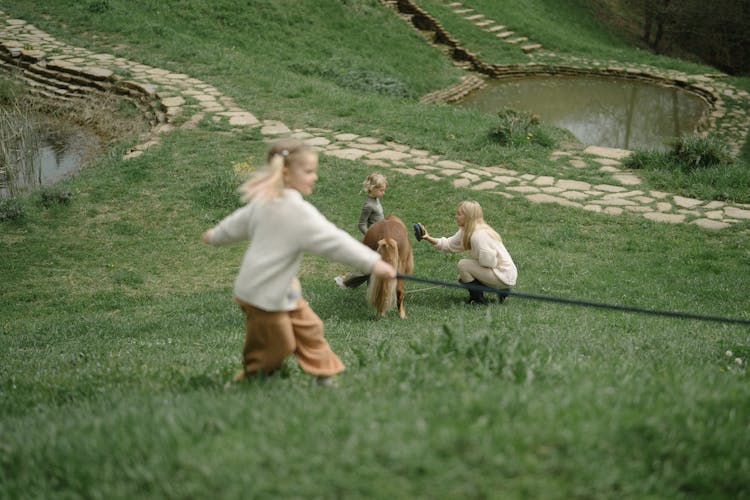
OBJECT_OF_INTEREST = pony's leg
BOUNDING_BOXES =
[397,278,406,319]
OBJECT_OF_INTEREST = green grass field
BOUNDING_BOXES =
[1,1,749,498]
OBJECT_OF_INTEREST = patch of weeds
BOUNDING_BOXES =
[87,0,110,13]
[198,115,233,132]
[330,69,411,98]
[291,62,413,98]
[623,134,748,201]
[0,77,25,105]
[721,347,747,376]
[112,269,144,287]
[408,315,548,384]
[0,197,24,221]
[38,187,73,208]
[624,149,671,170]
[625,134,732,173]
[492,108,557,148]
[191,167,243,216]
[672,135,732,171]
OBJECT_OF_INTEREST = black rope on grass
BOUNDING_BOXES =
[396,273,750,326]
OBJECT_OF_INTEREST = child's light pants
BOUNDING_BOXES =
[234,297,345,378]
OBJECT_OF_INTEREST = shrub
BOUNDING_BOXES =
[624,134,732,173]
[492,108,556,148]
[624,149,671,170]
[0,197,24,221]
[38,187,73,207]
[672,135,732,171]
[0,77,24,105]
[332,69,411,98]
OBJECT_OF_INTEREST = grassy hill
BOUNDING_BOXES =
[1,1,749,498]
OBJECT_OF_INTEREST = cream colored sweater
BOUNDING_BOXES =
[207,189,380,311]
[435,228,517,286]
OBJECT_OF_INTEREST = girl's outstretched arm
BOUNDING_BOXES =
[371,259,397,280]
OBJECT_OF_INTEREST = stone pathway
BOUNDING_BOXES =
[1,9,749,230]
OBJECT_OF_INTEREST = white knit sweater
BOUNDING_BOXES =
[207,189,380,311]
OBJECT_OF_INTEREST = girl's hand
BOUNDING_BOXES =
[372,259,397,280]
[202,230,212,244]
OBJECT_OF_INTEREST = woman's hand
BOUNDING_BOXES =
[418,224,436,246]
[201,230,212,244]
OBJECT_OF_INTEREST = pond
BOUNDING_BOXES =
[0,113,101,197]
[457,76,710,151]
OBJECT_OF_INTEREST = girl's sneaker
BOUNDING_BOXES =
[316,376,337,387]
[333,275,346,289]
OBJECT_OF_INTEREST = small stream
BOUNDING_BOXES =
[457,76,709,151]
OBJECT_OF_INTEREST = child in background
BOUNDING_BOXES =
[202,139,396,385]
[357,172,387,235]
[417,200,517,304]
[334,172,388,289]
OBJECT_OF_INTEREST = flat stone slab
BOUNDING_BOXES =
[644,212,686,224]
[594,184,627,193]
[532,176,554,186]
[335,133,359,141]
[326,148,369,160]
[673,195,703,209]
[367,150,412,161]
[724,206,750,219]
[611,173,641,185]
[472,181,498,190]
[493,176,517,184]
[557,179,591,191]
[526,193,582,208]
[303,137,331,147]
[436,160,465,169]
[569,159,587,168]
[228,113,259,126]
[260,122,290,135]
[584,146,632,159]
[393,168,421,176]
[691,219,731,230]
[161,96,185,107]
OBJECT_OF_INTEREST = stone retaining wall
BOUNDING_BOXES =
[419,74,486,104]
[0,41,166,128]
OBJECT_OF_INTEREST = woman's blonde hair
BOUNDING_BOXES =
[362,172,387,197]
[239,138,314,202]
[458,200,501,249]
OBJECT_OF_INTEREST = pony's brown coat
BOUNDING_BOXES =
[363,215,414,318]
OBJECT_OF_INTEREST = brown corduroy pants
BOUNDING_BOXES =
[234,297,345,378]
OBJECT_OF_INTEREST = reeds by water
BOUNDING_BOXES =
[0,103,42,198]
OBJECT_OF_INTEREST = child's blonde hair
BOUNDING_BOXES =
[458,200,501,250]
[239,138,315,203]
[362,172,387,197]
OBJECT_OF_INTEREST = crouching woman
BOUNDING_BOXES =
[418,200,517,304]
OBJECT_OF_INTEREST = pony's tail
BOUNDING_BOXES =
[367,238,398,317]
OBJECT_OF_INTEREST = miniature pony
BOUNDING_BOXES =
[363,215,414,318]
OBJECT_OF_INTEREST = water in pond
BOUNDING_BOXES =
[37,129,100,185]
[457,76,709,151]
[0,118,100,197]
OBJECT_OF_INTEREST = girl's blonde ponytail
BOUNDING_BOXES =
[238,138,311,203]
[239,153,285,203]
